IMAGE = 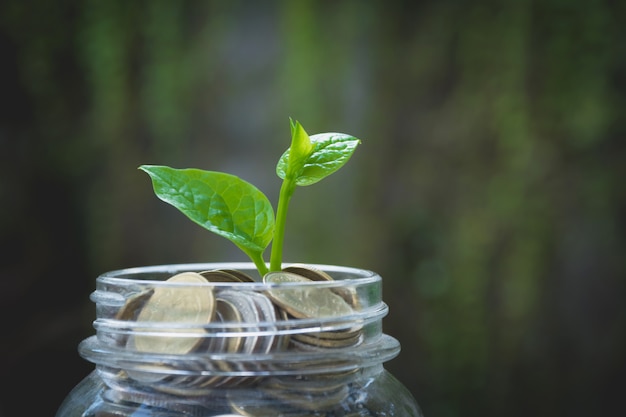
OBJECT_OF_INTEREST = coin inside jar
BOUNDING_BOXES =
[115,288,155,321]
[215,289,261,353]
[282,264,361,310]
[200,269,255,283]
[213,297,245,353]
[130,272,215,354]
[263,271,354,319]
[282,264,334,281]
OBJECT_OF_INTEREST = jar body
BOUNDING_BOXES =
[58,366,419,416]
[56,263,423,417]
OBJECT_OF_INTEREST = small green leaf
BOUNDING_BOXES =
[277,132,361,186]
[284,119,315,179]
[289,117,297,138]
[139,165,275,257]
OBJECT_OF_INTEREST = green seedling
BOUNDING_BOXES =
[140,119,360,276]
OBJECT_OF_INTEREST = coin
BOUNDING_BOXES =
[282,265,361,309]
[115,288,154,321]
[270,308,291,352]
[230,399,322,417]
[112,288,155,347]
[261,375,346,395]
[200,269,255,283]
[244,291,278,354]
[261,382,349,412]
[216,289,261,353]
[282,264,334,281]
[214,297,245,353]
[292,332,362,348]
[100,388,213,415]
[264,272,354,319]
[312,327,363,341]
[125,363,172,384]
[221,269,256,282]
[131,272,215,354]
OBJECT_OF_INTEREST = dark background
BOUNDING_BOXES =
[1,1,625,416]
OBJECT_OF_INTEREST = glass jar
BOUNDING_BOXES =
[56,263,423,417]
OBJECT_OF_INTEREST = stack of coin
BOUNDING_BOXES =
[254,268,364,413]
[264,269,363,352]
[114,266,364,399]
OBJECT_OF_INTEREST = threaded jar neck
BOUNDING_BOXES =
[80,263,401,396]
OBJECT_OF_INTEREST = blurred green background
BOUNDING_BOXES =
[1,0,625,416]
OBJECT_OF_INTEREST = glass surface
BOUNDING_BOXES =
[56,263,423,417]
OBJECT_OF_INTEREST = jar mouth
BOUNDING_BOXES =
[82,262,399,394]
[96,262,380,287]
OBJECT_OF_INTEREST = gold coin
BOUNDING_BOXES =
[282,264,334,281]
[264,272,354,319]
[337,288,361,310]
[200,269,255,283]
[282,265,361,310]
[221,269,256,282]
[313,327,362,340]
[113,288,155,347]
[132,272,215,354]
[292,332,362,348]
[115,288,154,321]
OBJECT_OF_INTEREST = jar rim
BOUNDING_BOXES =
[97,262,380,288]
[91,262,388,351]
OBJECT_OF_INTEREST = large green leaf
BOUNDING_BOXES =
[276,133,361,186]
[139,165,275,255]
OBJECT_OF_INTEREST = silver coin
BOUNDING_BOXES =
[216,289,260,353]
[214,297,245,353]
[244,291,278,354]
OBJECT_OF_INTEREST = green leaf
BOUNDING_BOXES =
[139,165,275,256]
[277,132,361,186]
[284,119,315,179]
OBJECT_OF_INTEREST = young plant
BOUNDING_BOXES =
[140,119,360,276]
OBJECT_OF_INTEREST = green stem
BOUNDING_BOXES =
[252,254,269,276]
[269,177,296,271]
[242,247,269,276]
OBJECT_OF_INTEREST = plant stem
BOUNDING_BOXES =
[269,177,296,271]
[239,246,269,276]
[252,253,269,276]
